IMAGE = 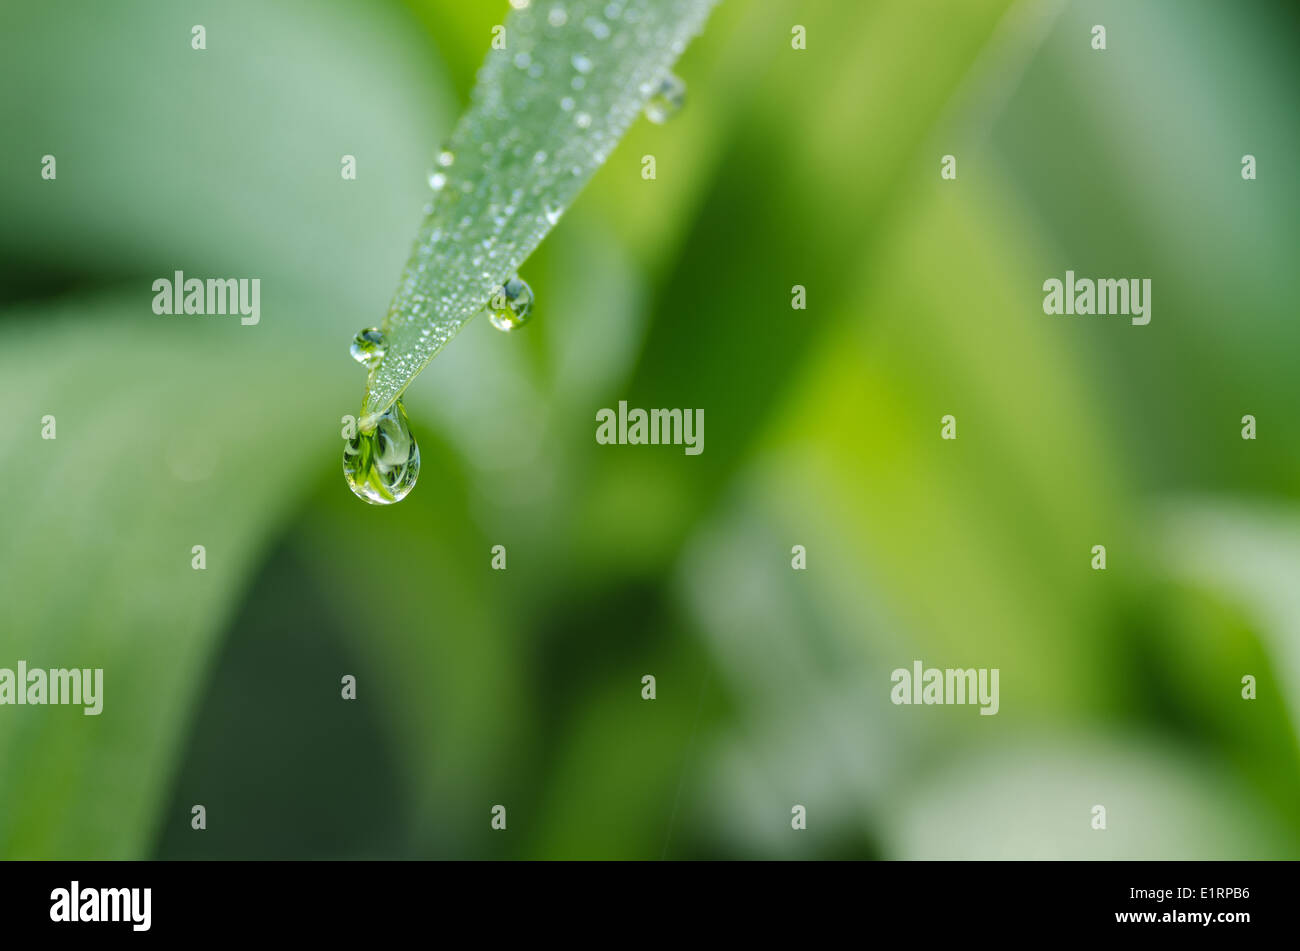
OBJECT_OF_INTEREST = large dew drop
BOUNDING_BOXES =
[488,276,535,332]
[644,73,686,124]
[350,327,385,369]
[342,398,420,504]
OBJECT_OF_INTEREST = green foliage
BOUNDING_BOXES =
[362,0,718,425]
[1,0,1298,860]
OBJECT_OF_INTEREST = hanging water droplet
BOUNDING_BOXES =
[437,149,455,168]
[428,171,447,191]
[644,73,686,124]
[350,327,385,368]
[488,276,535,332]
[342,399,420,505]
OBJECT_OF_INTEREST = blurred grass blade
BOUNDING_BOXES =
[0,291,346,858]
[361,0,718,426]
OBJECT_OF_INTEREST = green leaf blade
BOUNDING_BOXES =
[361,0,718,425]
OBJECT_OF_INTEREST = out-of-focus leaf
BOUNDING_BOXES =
[1157,499,1300,746]
[0,0,455,858]
[991,0,1300,492]
[0,0,451,325]
[887,736,1292,859]
[0,292,347,858]
[671,176,1135,853]
[574,0,1020,575]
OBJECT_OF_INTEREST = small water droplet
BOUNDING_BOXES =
[547,6,568,27]
[342,399,420,505]
[575,111,592,128]
[350,327,385,368]
[644,73,686,124]
[428,171,447,191]
[488,276,535,332]
[571,53,593,74]
[560,96,575,112]
[544,203,563,225]
[437,149,455,168]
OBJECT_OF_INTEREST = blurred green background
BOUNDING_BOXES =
[1,0,1298,859]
